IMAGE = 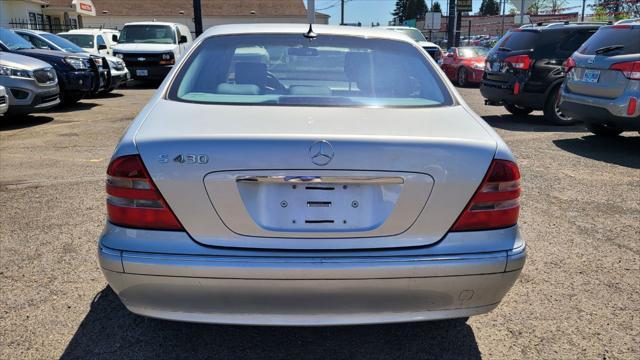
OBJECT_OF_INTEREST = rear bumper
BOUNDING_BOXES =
[98,225,526,326]
[480,80,545,109]
[559,88,640,130]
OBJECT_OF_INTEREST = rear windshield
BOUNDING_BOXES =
[168,34,452,107]
[577,27,640,55]
[389,28,427,42]
[458,47,489,58]
[494,30,538,51]
[59,34,94,48]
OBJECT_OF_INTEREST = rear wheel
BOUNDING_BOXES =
[544,86,576,125]
[586,123,623,137]
[504,103,533,116]
[457,67,467,87]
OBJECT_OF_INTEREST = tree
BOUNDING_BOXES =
[391,0,429,22]
[406,0,428,20]
[479,0,501,16]
[392,0,408,23]
[526,0,546,15]
[595,1,640,19]
[432,1,442,13]
[545,0,568,15]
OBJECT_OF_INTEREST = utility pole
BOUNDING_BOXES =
[501,0,506,35]
[468,20,471,41]
[429,0,434,40]
[447,0,455,47]
[581,0,586,21]
[520,0,525,25]
[340,0,345,25]
[308,0,316,23]
[193,0,202,37]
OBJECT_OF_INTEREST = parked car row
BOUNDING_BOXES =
[0,22,194,116]
[0,28,123,115]
[477,20,639,136]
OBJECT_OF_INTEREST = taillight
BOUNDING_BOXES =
[610,61,640,80]
[563,57,576,73]
[451,159,521,231]
[106,155,183,230]
[505,55,531,70]
[628,97,638,116]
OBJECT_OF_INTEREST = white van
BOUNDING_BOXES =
[58,28,120,55]
[111,22,193,81]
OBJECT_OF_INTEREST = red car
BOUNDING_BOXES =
[441,46,489,86]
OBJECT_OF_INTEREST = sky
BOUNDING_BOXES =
[305,0,593,26]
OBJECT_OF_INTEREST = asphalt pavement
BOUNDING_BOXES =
[0,85,638,359]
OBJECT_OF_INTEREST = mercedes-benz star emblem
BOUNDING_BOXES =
[309,140,334,166]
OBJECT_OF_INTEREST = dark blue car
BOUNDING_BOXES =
[0,28,108,105]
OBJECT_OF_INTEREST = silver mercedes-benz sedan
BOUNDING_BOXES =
[99,24,526,326]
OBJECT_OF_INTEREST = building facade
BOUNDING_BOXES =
[1,0,96,32]
[2,0,329,35]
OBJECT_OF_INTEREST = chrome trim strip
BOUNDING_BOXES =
[236,175,405,185]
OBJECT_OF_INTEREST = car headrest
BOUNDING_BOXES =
[288,85,332,96]
[344,52,372,83]
[235,62,268,88]
[216,83,260,95]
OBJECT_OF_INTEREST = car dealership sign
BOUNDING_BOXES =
[72,0,96,16]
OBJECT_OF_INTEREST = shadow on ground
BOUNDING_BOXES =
[89,92,125,99]
[120,80,163,90]
[483,114,587,133]
[553,134,640,169]
[0,115,54,131]
[61,287,481,360]
[46,101,100,113]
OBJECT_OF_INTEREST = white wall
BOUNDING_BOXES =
[0,0,44,28]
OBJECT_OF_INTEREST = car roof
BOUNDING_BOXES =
[201,24,415,44]
[124,22,184,27]
[14,29,47,35]
[62,29,117,35]
[518,22,605,31]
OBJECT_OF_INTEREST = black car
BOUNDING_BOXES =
[481,23,603,124]
[0,28,109,104]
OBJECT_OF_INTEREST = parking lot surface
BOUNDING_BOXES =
[1,85,638,359]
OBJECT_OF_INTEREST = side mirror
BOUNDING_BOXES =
[98,44,108,50]
[112,34,118,42]
[179,35,188,44]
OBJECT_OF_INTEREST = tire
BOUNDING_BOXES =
[543,86,576,125]
[457,67,467,87]
[60,91,84,105]
[586,123,623,137]
[504,103,533,116]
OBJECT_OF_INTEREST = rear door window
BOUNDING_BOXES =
[577,27,640,55]
[555,30,597,57]
[495,31,539,51]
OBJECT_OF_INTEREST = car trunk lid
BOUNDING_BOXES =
[134,100,498,250]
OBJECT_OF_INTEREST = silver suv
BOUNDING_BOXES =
[559,22,640,136]
[0,52,60,115]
